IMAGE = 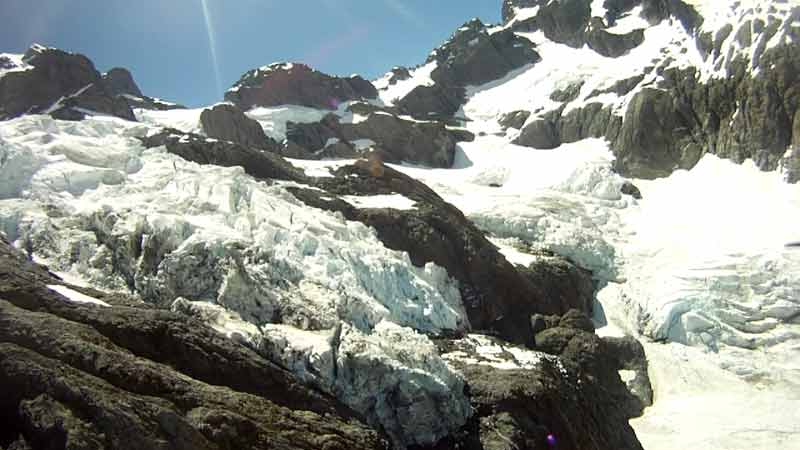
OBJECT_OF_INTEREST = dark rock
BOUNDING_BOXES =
[139,129,306,182]
[199,103,276,150]
[612,43,800,178]
[641,0,703,31]
[428,19,540,87]
[521,256,595,316]
[603,0,640,26]
[603,336,654,409]
[559,102,621,143]
[438,335,645,450]
[523,0,592,48]
[613,87,700,178]
[559,309,596,332]
[513,118,561,149]
[0,45,98,120]
[101,67,142,97]
[395,84,466,120]
[587,26,645,58]
[498,110,531,130]
[225,63,378,110]
[621,181,643,198]
[386,66,411,85]
[550,81,584,103]
[49,82,136,122]
[397,18,539,120]
[284,111,471,168]
[342,113,460,168]
[0,237,388,450]
[0,45,135,122]
[286,113,342,152]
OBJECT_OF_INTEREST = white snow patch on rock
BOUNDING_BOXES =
[47,284,110,307]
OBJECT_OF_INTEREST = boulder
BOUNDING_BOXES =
[550,81,584,103]
[521,254,595,316]
[225,63,378,110]
[199,103,276,150]
[498,110,531,130]
[586,25,645,58]
[395,84,466,120]
[513,118,561,149]
[621,181,643,198]
[0,237,388,450]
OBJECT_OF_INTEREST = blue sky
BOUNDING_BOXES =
[1,0,501,107]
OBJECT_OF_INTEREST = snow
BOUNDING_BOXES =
[442,334,554,370]
[0,53,32,78]
[133,107,204,134]
[0,113,470,447]
[342,194,417,210]
[374,61,438,105]
[47,284,111,307]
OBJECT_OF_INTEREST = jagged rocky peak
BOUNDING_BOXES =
[102,67,142,97]
[0,43,184,121]
[224,62,379,110]
[427,17,540,86]
[496,0,800,180]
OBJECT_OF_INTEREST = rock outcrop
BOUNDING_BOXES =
[0,236,389,450]
[225,63,378,110]
[139,129,304,182]
[200,103,276,150]
[101,67,142,97]
[395,19,539,120]
[435,332,646,450]
[283,110,473,168]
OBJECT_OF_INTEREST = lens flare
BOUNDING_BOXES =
[199,0,223,96]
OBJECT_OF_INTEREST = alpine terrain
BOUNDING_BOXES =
[1,0,799,449]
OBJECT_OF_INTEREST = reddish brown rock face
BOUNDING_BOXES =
[224,63,378,110]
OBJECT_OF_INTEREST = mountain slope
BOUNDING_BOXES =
[1,1,799,450]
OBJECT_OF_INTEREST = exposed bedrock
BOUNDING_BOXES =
[283,110,474,168]
[224,63,378,110]
[0,45,135,122]
[0,237,389,450]
[199,103,277,151]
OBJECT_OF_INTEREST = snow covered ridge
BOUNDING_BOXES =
[0,113,473,447]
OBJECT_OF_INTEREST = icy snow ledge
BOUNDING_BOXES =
[47,284,110,307]
[342,194,417,210]
[442,334,559,371]
[258,321,471,448]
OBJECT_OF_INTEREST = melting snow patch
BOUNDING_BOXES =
[342,194,417,210]
[47,284,111,307]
